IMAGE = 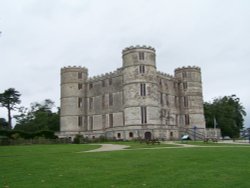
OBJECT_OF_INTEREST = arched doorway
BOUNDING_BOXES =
[145,132,152,140]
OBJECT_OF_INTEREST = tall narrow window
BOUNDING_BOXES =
[184,96,188,107]
[102,80,105,87]
[185,114,190,125]
[102,115,106,129]
[78,72,82,79]
[160,93,164,105]
[89,97,93,110]
[109,93,113,106]
[182,72,187,78]
[140,83,146,96]
[139,65,145,73]
[89,83,93,89]
[109,78,112,85]
[175,96,178,107]
[102,94,105,109]
[139,52,144,60]
[183,82,188,90]
[166,94,169,106]
[84,116,88,131]
[78,116,82,127]
[78,83,82,90]
[141,106,147,124]
[109,114,113,128]
[89,116,93,130]
[78,98,82,108]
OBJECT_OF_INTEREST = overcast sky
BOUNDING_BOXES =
[0,0,250,127]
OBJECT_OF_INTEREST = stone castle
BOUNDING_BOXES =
[58,45,206,140]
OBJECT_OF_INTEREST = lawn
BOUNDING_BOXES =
[1,143,250,188]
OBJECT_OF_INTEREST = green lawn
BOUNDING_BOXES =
[1,143,250,188]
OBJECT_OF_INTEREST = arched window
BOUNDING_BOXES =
[117,133,121,138]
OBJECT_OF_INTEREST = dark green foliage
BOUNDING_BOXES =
[204,95,246,138]
[0,118,8,129]
[0,88,21,129]
[0,130,57,140]
[14,99,59,133]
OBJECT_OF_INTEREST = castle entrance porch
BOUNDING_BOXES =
[144,132,152,140]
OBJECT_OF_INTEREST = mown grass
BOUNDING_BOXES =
[1,143,250,188]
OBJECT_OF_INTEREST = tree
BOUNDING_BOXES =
[204,95,246,138]
[14,99,59,132]
[0,118,8,130]
[0,88,21,129]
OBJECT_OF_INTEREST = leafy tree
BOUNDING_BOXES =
[0,88,21,129]
[14,99,59,132]
[204,95,246,138]
[0,118,8,130]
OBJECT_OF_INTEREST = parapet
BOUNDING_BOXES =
[174,66,201,72]
[122,45,155,55]
[88,68,123,82]
[156,71,174,79]
[61,66,88,73]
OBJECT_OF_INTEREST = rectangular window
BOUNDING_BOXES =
[89,97,93,110]
[140,83,146,96]
[183,82,188,90]
[89,116,93,130]
[175,96,178,107]
[109,93,113,106]
[78,83,82,90]
[166,94,169,106]
[139,65,145,73]
[182,72,187,78]
[78,98,82,108]
[160,93,163,105]
[102,94,105,109]
[84,116,88,131]
[185,114,190,125]
[102,115,106,129]
[102,80,105,87]
[141,106,147,124]
[89,83,93,89]
[109,114,113,128]
[159,79,162,86]
[109,78,112,85]
[78,72,82,79]
[184,96,188,107]
[139,52,144,60]
[78,116,82,127]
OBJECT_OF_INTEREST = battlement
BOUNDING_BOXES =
[88,68,123,82]
[174,66,201,72]
[156,71,174,79]
[122,45,155,54]
[61,66,88,73]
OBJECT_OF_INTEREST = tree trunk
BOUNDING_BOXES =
[7,105,12,129]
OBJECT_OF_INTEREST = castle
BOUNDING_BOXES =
[58,45,206,140]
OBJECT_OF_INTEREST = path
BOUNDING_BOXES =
[85,144,129,152]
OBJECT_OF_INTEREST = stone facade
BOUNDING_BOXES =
[58,45,206,140]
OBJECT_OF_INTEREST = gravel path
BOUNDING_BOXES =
[85,144,130,152]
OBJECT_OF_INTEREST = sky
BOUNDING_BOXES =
[0,0,250,127]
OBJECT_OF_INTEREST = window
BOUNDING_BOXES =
[129,132,133,138]
[159,79,162,86]
[89,97,93,110]
[102,94,105,109]
[89,83,93,89]
[109,93,113,106]
[139,65,145,73]
[89,116,93,130]
[160,93,163,105]
[184,96,188,107]
[102,80,105,87]
[139,52,144,60]
[117,133,121,139]
[78,72,82,79]
[141,106,147,124]
[109,78,112,85]
[78,116,82,127]
[109,114,113,128]
[78,98,82,108]
[84,116,88,131]
[140,83,146,96]
[78,83,82,90]
[182,72,187,78]
[185,114,190,125]
[102,115,106,129]
[183,82,188,90]
[166,94,169,106]
[175,96,178,107]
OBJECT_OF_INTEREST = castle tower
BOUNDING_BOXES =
[174,66,205,129]
[60,66,88,135]
[122,45,161,139]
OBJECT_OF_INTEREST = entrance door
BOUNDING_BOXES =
[145,132,152,140]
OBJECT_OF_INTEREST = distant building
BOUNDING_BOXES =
[57,45,206,140]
